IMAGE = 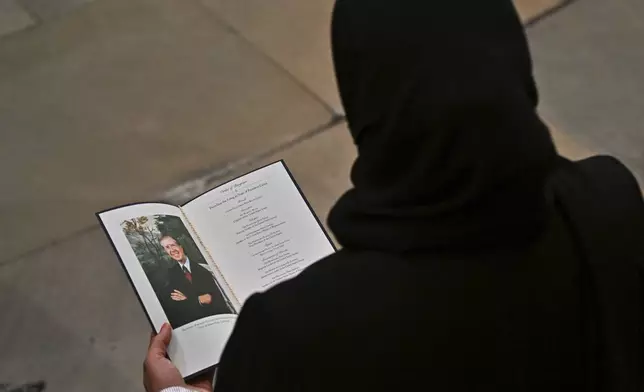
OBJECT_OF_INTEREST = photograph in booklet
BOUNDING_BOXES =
[121,214,235,328]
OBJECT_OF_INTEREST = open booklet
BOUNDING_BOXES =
[97,161,336,379]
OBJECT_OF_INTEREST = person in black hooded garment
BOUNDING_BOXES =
[144,0,644,390]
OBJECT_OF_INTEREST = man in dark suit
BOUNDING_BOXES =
[159,235,233,328]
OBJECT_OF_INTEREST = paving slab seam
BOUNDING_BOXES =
[162,114,345,204]
[0,115,346,269]
[192,0,339,117]
[0,4,40,41]
[1,0,101,42]
[0,225,101,269]
[15,0,44,24]
[524,0,578,28]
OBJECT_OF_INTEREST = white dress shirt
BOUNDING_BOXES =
[178,257,191,273]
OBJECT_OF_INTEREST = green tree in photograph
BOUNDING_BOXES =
[122,216,164,263]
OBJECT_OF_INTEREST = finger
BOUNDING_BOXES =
[148,323,172,358]
[173,290,185,295]
[189,381,213,392]
[143,366,151,392]
[190,370,215,389]
[148,331,156,349]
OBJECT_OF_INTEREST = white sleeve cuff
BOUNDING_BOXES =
[160,387,197,392]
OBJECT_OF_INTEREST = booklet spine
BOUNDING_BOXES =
[179,207,242,310]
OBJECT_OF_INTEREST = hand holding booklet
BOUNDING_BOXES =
[98,161,335,378]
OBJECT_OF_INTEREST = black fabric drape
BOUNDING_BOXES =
[328,0,558,252]
[214,1,644,391]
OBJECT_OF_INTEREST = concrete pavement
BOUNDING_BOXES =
[0,0,334,262]
[0,0,638,390]
[528,0,644,184]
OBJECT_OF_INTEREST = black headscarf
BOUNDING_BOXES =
[328,0,559,252]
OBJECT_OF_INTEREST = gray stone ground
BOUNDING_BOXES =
[528,0,644,184]
[0,0,641,390]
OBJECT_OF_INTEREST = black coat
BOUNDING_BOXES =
[215,158,644,392]
[215,0,644,390]
[163,260,232,328]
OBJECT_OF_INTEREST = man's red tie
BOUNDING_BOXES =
[182,265,192,283]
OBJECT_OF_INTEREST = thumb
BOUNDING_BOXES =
[149,323,172,358]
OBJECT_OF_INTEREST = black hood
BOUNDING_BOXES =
[328,0,559,252]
